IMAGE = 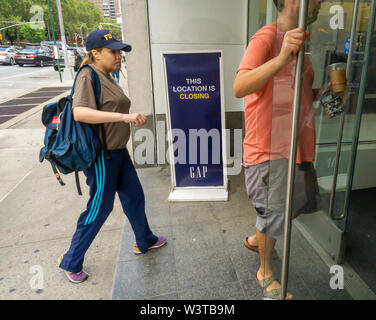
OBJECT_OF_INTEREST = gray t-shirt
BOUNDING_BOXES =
[72,64,131,150]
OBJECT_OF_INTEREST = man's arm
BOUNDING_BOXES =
[233,28,309,99]
[233,56,287,98]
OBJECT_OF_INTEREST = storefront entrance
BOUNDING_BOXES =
[248,0,376,298]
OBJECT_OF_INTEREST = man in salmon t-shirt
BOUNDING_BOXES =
[233,0,326,299]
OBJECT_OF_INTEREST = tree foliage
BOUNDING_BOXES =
[19,23,46,43]
[0,0,121,44]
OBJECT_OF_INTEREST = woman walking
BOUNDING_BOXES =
[58,29,166,283]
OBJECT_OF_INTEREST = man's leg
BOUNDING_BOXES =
[256,229,276,277]
[247,210,301,246]
[256,230,293,299]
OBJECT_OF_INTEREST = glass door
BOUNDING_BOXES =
[293,0,376,265]
[245,0,375,299]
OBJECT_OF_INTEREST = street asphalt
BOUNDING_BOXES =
[0,64,60,102]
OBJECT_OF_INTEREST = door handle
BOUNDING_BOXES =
[281,0,310,300]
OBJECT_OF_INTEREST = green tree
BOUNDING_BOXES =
[0,0,35,22]
[46,0,102,41]
[4,29,17,44]
[0,0,44,44]
[19,23,46,43]
[0,0,104,44]
[1,15,23,44]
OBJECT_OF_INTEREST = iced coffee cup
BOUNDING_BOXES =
[327,62,347,95]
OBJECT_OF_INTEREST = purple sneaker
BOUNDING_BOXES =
[58,251,89,283]
[63,270,89,284]
[133,236,167,255]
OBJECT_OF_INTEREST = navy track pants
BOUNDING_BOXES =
[59,148,158,273]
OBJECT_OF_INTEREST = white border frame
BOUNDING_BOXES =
[161,50,228,202]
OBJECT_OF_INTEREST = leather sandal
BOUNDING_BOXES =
[243,237,279,260]
[255,273,293,300]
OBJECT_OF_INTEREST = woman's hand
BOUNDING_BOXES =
[123,113,147,127]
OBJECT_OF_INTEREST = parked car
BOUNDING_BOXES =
[40,41,63,50]
[0,46,19,65]
[24,43,41,49]
[24,43,54,54]
[40,41,63,57]
[14,48,54,67]
[54,47,86,72]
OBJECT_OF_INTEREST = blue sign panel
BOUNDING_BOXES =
[164,52,224,188]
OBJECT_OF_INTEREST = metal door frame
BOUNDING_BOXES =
[294,0,364,266]
[342,1,376,235]
[281,0,376,298]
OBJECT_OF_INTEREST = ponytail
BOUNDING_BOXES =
[81,48,104,66]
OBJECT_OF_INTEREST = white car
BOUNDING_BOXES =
[0,47,18,65]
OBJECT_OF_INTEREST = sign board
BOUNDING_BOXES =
[162,51,228,202]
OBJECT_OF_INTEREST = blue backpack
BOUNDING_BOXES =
[39,64,109,195]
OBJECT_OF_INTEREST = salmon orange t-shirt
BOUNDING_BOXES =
[238,23,316,166]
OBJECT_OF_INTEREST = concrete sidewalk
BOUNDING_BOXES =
[111,168,353,300]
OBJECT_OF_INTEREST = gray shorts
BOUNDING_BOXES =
[244,159,319,239]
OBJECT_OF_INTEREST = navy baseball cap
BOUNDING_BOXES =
[86,29,132,52]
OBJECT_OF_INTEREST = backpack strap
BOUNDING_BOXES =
[75,171,82,195]
[69,65,110,196]
[71,64,110,161]
[50,162,65,186]
[87,66,110,161]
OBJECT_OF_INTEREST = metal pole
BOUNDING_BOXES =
[0,21,47,31]
[47,0,62,82]
[328,0,361,220]
[280,0,309,300]
[80,25,84,42]
[145,0,158,167]
[56,0,73,80]
[46,20,51,41]
[118,0,125,41]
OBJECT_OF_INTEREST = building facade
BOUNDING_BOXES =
[84,0,120,20]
